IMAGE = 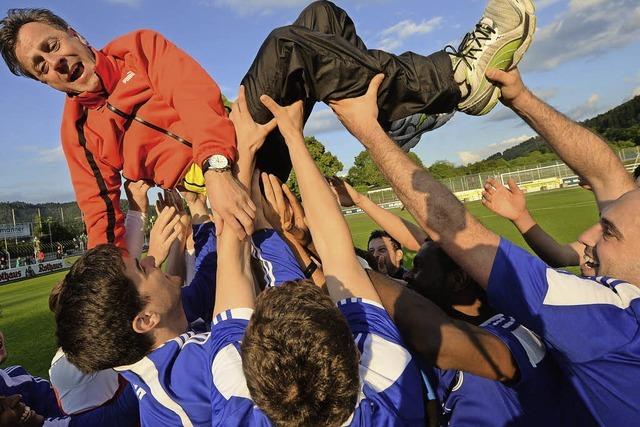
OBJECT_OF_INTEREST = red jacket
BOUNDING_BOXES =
[61,30,236,249]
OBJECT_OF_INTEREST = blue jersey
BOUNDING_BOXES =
[488,238,640,426]
[181,224,304,326]
[208,299,425,426]
[0,366,139,427]
[429,314,596,427]
[119,300,425,426]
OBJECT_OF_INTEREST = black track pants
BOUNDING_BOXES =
[242,0,460,181]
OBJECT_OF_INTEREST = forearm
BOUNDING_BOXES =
[511,90,635,205]
[356,124,499,287]
[356,195,427,251]
[369,270,516,382]
[124,210,146,259]
[287,135,380,302]
[165,239,186,279]
[213,233,254,316]
[520,224,580,267]
[283,231,326,288]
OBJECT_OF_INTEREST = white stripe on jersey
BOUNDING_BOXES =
[359,333,412,393]
[0,369,37,387]
[211,344,252,401]
[121,357,194,427]
[544,269,640,309]
[511,325,546,368]
[250,241,276,287]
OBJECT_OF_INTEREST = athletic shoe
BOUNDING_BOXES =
[388,112,455,151]
[447,0,536,116]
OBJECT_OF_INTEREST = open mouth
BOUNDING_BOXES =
[584,253,599,270]
[18,403,35,424]
[69,62,84,83]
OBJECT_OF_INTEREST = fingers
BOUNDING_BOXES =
[236,85,246,115]
[268,174,286,214]
[366,74,385,97]
[260,94,281,116]
[262,172,277,208]
[263,117,277,134]
[507,178,521,193]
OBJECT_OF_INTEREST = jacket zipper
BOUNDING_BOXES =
[106,102,192,148]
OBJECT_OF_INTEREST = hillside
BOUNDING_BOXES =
[486,95,640,162]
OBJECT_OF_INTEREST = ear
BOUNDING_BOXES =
[132,311,160,335]
[67,27,90,46]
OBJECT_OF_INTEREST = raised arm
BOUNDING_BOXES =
[482,177,581,267]
[330,75,499,289]
[487,68,636,209]
[329,177,427,251]
[212,85,276,316]
[369,270,517,382]
[261,95,381,303]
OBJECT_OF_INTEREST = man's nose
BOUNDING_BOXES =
[45,53,67,74]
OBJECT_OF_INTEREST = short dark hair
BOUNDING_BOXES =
[633,164,640,181]
[242,280,359,426]
[55,244,153,373]
[367,229,401,251]
[0,8,69,78]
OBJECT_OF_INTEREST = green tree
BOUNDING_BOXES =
[286,136,343,194]
[347,150,424,188]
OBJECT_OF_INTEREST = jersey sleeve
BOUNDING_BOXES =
[207,309,254,421]
[337,298,405,345]
[65,384,139,427]
[487,238,639,362]
[181,222,218,324]
[481,314,547,385]
[251,229,304,287]
[337,299,425,424]
[60,103,126,250]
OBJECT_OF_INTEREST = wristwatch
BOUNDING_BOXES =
[203,154,231,172]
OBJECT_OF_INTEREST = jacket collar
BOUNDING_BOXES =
[70,48,120,109]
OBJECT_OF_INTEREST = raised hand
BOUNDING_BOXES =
[327,176,361,207]
[124,180,152,213]
[259,95,304,143]
[147,205,183,267]
[485,67,528,108]
[230,85,277,156]
[329,73,384,138]
[481,178,527,222]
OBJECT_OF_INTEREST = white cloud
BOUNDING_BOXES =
[377,17,443,51]
[522,0,640,71]
[486,88,557,122]
[567,93,601,120]
[633,86,640,97]
[207,0,311,15]
[35,146,65,164]
[304,108,343,135]
[537,0,564,9]
[458,134,533,164]
[104,0,143,7]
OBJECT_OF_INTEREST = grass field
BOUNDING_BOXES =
[0,187,599,379]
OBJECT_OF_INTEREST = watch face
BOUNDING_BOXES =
[208,155,229,169]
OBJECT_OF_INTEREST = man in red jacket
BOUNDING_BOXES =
[0,0,535,250]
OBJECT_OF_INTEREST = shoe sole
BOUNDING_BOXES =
[461,0,537,115]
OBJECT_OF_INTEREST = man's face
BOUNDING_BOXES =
[0,331,6,364]
[0,395,44,427]
[404,242,448,301]
[579,189,640,284]
[368,237,402,276]
[14,22,100,94]
[123,256,187,334]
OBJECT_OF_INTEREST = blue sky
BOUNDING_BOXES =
[0,0,639,202]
